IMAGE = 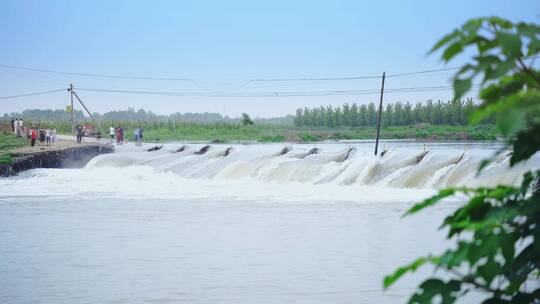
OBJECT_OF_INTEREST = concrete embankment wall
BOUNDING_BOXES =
[0,145,114,176]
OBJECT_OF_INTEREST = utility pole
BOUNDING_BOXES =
[70,83,74,134]
[374,72,386,156]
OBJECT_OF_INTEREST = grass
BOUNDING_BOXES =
[0,132,28,164]
[137,124,498,143]
[1,121,498,145]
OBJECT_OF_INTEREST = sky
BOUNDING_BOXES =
[0,0,538,118]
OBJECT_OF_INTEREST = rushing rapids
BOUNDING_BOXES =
[84,142,538,189]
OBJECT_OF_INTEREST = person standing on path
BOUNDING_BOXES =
[38,127,46,145]
[51,128,57,145]
[30,128,37,147]
[134,128,140,146]
[45,128,52,146]
[118,126,124,145]
[14,118,19,136]
[10,117,15,133]
[116,125,121,144]
[110,126,115,144]
[76,124,84,144]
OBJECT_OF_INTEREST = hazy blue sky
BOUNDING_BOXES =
[0,0,538,117]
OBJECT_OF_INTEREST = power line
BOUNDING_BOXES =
[0,88,67,101]
[0,63,194,81]
[1,55,537,85]
[0,83,484,102]
[75,84,483,98]
[386,67,460,78]
[0,63,460,85]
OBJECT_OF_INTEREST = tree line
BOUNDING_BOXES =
[2,107,295,125]
[294,98,486,128]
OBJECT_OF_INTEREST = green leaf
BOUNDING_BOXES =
[479,74,526,105]
[478,258,502,285]
[408,279,461,304]
[383,257,430,289]
[438,241,471,268]
[453,78,472,99]
[489,16,513,29]
[405,189,456,216]
[495,108,526,137]
[485,60,515,81]
[442,42,463,62]
[499,233,515,264]
[497,32,523,57]
[467,233,499,266]
[511,123,540,165]
[429,30,460,54]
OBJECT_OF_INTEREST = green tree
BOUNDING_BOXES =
[350,103,359,127]
[294,108,304,126]
[384,103,393,126]
[384,17,540,303]
[367,103,377,126]
[241,113,254,126]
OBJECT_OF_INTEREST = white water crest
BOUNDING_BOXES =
[84,141,536,189]
[2,141,537,204]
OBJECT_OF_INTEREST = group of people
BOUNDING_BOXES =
[10,117,24,137]
[30,127,58,147]
[11,117,57,147]
[108,125,143,146]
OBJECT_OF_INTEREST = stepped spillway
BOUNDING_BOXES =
[84,142,538,189]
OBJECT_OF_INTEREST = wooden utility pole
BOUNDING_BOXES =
[70,83,74,134]
[374,72,386,156]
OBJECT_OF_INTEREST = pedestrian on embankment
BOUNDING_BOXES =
[116,125,122,144]
[38,128,46,145]
[45,128,52,146]
[10,117,15,133]
[14,118,19,136]
[76,124,84,144]
[134,128,140,146]
[109,126,115,144]
[51,128,57,145]
[30,128,37,147]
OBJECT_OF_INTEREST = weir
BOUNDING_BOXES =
[85,143,538,189]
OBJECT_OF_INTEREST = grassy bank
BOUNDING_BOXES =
[0,121,498,144]
[0,132,28,164]
[139,124,498,142]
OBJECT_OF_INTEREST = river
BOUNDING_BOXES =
[1,141,538,303]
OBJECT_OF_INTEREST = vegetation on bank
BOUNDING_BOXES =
[138,124,498,142]
[0,132,27,164]
[0,119,498,143]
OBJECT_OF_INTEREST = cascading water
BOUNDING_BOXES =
[84,142,539,189]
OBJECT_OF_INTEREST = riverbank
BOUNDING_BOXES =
[0,133,114,176]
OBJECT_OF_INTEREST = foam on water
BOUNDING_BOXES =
[1,141,538,203]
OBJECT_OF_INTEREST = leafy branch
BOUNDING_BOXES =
[384,17,540,304]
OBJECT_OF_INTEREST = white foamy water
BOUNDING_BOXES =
[0,141,538,303]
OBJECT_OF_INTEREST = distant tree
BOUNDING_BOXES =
[241,113,254,126]
[294,108,304,126]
